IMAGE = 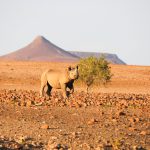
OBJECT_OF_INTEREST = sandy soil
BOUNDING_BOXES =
[0,61,150,149]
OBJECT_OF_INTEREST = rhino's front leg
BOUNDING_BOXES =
[69,85,74,94]
[61,83,67,98]
[67,81,74,94]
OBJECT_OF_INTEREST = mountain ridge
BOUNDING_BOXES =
[69,51,126,64]
[0,36,125,64]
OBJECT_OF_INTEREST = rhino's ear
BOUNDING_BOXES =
[68,66,72,71]
[76,65,78,69]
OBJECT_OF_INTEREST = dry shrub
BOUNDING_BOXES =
[78,56,113,92]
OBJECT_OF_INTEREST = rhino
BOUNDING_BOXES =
[40,66,79,98]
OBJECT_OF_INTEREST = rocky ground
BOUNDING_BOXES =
[0,89,149,149]
[0,62,150,149]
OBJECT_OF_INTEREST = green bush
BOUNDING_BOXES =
[78,56,113,92]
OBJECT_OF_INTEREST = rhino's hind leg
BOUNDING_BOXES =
[40,82,47,97]
[40,71,48,97]
[46,82,52,96]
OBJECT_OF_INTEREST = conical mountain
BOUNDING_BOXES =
[0,36,79,61]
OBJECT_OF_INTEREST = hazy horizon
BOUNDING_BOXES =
[0,0,150,65]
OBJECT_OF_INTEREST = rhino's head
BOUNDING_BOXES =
[68,66,79,80]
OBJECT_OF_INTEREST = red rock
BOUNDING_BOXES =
[87,118,98,125]
[140,131,147,135]
[41,124,49,129]
[128,118,136,124]
[134,117,140,122]
[118,111,126,116]
[128,127,135,131]
[26,101,34,107]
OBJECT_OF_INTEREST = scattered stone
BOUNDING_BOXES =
[0,89,149,149]
[95,144,103,150]
[128,127,136,131]
[133,145,146,150]
[80,143,91,149]
[71,132,80,138]
[46,137,68,150]
[0,89,149,109]
[35,102,43,106]
[41,124,49,129]
[140,131,147,135]
[16,135,29,144]
[112,118,117,123]
[118,111,126,116]
[87,118,98,125]
[135,117,140,122]
[0,136,43,149]
[129,118,136,123]
[26,101,33,107]
[103,142,113,150]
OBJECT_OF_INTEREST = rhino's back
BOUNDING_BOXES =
[46,70,69,88]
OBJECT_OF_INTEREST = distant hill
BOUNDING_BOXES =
[69,51,126,64]
[0,36,79,62]
[0,36,126,64]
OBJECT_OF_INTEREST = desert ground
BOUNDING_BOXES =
[0,61,150,149]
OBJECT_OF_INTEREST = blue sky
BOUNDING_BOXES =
[0,0,150,65]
